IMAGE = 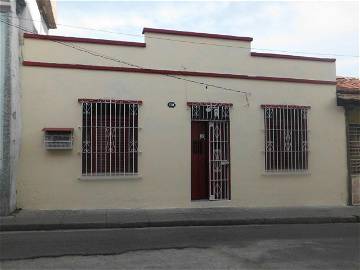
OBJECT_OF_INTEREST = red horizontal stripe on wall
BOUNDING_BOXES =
[78,98,143,104]
[260,104,311,109]
[23,61,337,85]
[24,33,146,47]
[251,52,336,62]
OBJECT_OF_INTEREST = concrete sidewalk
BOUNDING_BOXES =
[1,206,359,231]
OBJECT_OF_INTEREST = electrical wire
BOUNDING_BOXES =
[0,17,251,102]
[2,13,359,58]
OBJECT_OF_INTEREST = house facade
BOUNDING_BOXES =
[17,28,349,210]
[337,77,360,205]
[0,0,56,215]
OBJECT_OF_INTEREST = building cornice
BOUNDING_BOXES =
[24,33,146,47]
[36,0,56,29]
[251,52,336,63]
[142,27,253,42]
[24,33,337,63]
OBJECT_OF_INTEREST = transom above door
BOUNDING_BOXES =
[188,102,231,121]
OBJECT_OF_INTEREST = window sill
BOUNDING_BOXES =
[262,170,310,176]
[78,175,142,180]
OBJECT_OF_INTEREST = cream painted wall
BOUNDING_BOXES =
[17,64,347,210]
[22,32,335,81]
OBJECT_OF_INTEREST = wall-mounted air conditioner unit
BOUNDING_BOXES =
[43,128,74,150]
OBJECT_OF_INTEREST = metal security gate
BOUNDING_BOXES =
[189,102,231,200]
[208,121,230,200]
[348,124,360,176]
[348,124,360,205]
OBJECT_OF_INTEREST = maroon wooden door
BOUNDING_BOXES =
[191,121,209,200]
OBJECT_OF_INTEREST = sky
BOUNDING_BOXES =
[50,1,359,77]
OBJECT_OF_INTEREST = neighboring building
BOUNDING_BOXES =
[16,28,349,210]
[337,77,360,205]
[0,0,56,215]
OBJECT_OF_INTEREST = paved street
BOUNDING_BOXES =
[1,223,359,269]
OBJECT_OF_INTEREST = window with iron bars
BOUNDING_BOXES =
[348,124,360,175]
[80,99,141,176]
[262,105,310,172]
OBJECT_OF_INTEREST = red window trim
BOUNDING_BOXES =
[187,102,233,107]
[42,128,74,132]
[261,104,311,109]
[78,98,143,105]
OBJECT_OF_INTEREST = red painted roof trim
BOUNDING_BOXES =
[78,98,143,104]
[42,128,74,132]
[261,104,311,109]
[23,33,146,47]
[143,28,253,42]
[187,102,233,107]
[251,52,336,62]
[23,61,336,86]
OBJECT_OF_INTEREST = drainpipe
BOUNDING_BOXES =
[0,14,5,172]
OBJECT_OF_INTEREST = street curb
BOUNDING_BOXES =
[1,216,359,232]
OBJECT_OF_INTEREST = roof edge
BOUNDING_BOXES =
[23,33,146,47]
[251,52,336,62]
[142,27,253,42]
[36,0,57,29]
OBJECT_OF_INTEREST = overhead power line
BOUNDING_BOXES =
[3,13,359,58]
[0,18,251,103]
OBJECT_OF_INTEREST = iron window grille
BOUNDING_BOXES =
[79,99,142,176]
[262,105,310,172]
[43,128,73,150]
[348,124,360,175]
